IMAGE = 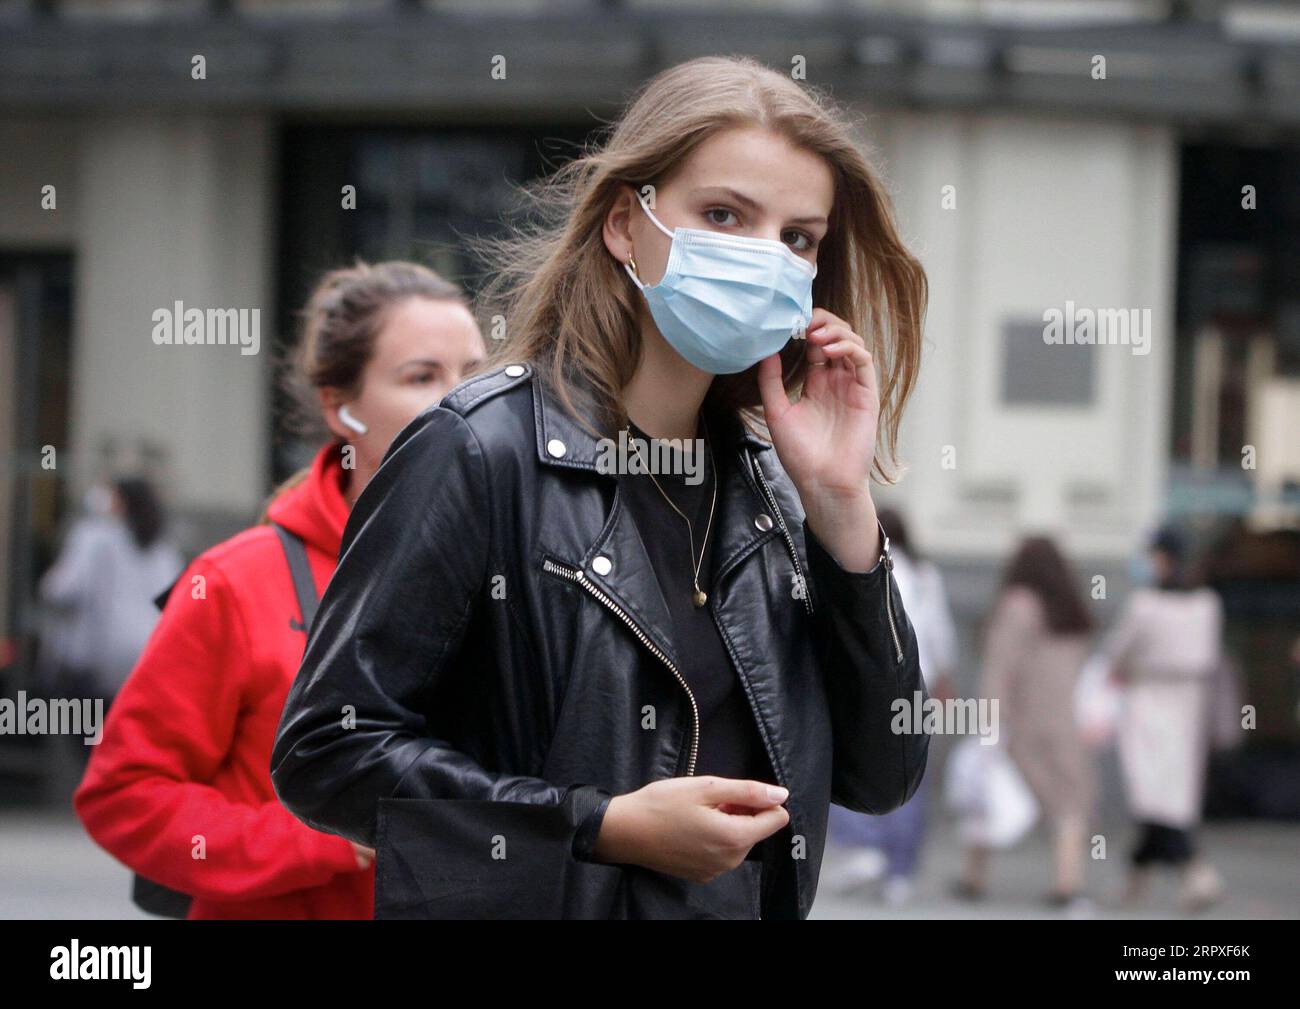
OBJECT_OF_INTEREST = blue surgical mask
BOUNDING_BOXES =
[623,192,816,374]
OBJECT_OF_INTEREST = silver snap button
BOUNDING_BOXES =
[547,439,567,458]
[504,364,525,378]
[591,555,613,576]
[754,513,774,532]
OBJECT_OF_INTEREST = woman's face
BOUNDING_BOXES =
[324,296,485,473]
[612,125,835,287]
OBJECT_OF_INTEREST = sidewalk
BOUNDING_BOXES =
[1,808,1294,919]
[811,817,1300,919]
[0,810,151,920]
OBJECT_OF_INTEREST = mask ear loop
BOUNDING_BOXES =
[635,190,677,239]
[623,190,676,291]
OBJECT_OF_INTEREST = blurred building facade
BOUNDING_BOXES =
[2,1,1299,800]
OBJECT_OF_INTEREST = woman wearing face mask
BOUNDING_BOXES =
[74,261,484,919]
[272,57,929,920]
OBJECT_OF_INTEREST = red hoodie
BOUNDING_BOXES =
[74,443,374,919]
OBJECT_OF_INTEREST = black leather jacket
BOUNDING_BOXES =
[270,363,928,919]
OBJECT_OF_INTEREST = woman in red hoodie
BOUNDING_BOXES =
[74,261,485,919]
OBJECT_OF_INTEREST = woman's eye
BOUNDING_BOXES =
[783,230,813,252]
[407,371,437,385]
[705,207,738,227]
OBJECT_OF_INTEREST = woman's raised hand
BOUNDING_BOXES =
[757,308,882,570]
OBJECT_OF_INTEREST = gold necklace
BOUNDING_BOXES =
[628,420,718,608]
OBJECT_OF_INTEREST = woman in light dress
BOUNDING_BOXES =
[957,536,1096,908]
[1101,527,1225,911]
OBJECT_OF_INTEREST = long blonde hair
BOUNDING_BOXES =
[476,55,926,483]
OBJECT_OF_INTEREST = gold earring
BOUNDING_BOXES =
[627,252,639,277]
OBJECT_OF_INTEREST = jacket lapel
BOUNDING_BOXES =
[705,415,782,588]
[531,372,780,666]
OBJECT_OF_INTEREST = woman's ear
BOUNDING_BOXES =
[602,185,637,266]
[318,387,352,443]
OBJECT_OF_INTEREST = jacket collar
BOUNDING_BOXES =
[265,440,349,558]
[531,370,772,473]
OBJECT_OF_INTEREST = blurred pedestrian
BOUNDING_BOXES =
[1102,526,1225,911]
[824,507,958,904]
[39,475,183,752]
[74,260,485,919]
[956,536,1096,910]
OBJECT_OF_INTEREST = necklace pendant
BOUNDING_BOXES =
[693,588,708,608]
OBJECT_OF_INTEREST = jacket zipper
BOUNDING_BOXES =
[881,551,905,664]
[747,452,814,618]
[541,557,701,776]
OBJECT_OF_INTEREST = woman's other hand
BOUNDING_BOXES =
[592,777,789,883]
[350,841,376,870]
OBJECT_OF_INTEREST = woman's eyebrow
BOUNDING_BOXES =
[690,186,827,227]
[397,358,443,372]
[692,185,762,211]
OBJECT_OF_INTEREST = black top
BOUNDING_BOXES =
[618,418,775,789]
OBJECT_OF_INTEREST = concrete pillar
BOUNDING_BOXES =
[70,114,274,515]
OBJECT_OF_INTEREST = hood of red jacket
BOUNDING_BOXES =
[265,442,350,558]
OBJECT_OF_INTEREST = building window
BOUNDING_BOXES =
[1000,317,1096,406]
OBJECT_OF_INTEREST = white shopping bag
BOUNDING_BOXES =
[944,736,1038,849]
[1074,650,1122,748]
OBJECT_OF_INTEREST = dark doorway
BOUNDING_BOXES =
[273,122,595,481]
[1170,140,1300,816]
[0,252,74,804]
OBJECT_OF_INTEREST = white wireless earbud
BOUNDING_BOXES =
[338,403,369,436]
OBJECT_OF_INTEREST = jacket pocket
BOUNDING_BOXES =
[619,860,763,920]
[374,797,624,920]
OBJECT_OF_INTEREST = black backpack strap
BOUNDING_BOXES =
[153,577,179,612]
[271,522,320,633]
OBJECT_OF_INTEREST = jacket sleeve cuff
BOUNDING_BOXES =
[802,516,912,668]
[313,830,363,873]
[803,518,890,583]
[568,786,613,862]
